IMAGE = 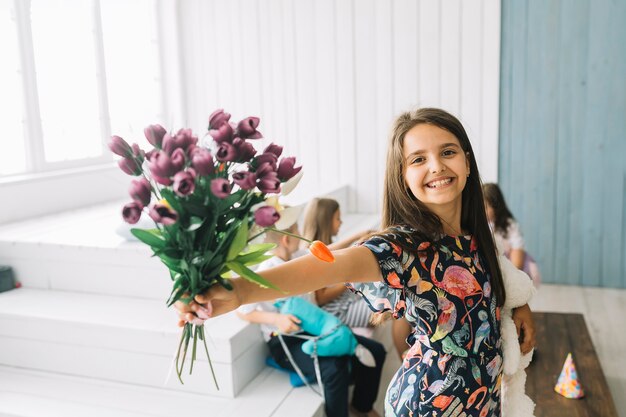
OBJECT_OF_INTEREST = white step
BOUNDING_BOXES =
[0,201,170,300]
[0,200,380,300]
[0,288,265,398]
[0,365,324,417]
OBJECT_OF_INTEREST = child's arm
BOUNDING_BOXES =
[177,245,380,322]
[512,304,535,354]
[315,284,347,305]
[509,248,525,270]
[236,310,302,334]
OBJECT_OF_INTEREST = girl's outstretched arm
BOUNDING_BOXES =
[177,245,381,321]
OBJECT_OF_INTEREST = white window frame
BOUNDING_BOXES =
[5,0,184,179]
[1,0,184,225]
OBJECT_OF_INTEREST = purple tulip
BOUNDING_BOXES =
[236,117,263,139]
[148,151,174,178]
[144,124,167,148]
[109,135,132,157]
[257,172,281,194]
[190,148,214,176]
[163,129,198,155]
[208,109,231,130]
[170,148,186,173]
[122,201,143,224]
[256,162,281,194]
[232,171,257,190]
[131,143,145,163]
[254,206,280,227]
[210,178,231,199]
[264,143,283,158]
[254,153,278,170]
[256,162,277,178]
[152,174,173,186]
[215,142,238,162]
[277,157,302,181]
[209,122,234,144]
[149,202,179,226]
[129,178,151,207]
[232,138,257,162]
[118,157,143,176]
[173,169,196,197]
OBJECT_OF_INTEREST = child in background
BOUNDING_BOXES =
[178,108,536,417]
[236,222,385,417]
[302,198,374,328]
[483,183,542,287]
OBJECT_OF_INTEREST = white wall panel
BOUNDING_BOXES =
[374,0,394,214]
[315,0,339,191]
[178,0,501,213]
[354,0,377,213]
[460,0,483,173]
[418,0,441,107]
[440,0,461,116]
[335,0,357,211]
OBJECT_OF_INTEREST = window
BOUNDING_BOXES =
[0,1,26,175]
[1,0,165,177]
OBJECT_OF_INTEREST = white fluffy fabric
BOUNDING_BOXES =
[499,255,536,417]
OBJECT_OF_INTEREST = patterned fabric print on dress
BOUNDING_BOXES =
[348,228,503,417]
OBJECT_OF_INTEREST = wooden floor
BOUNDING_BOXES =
[370,284,626,417]
[527,312,618,416]
[529,284,626,416]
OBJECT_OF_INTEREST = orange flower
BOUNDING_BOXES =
[309,240,335,263]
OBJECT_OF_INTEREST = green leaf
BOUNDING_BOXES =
[206,253,223,270]
[131,228,167,249]
[167,286,186,307]
[172,274,186,292]
[180,259,189,272]
[161,255,183,273]
[244,243,277,253]
[233,242,276,266]
[189,265,199,292]
[241,254,274,266]
[186,216,204,232]
[220,189,245,211]
[186,202,211,217]
[226,220,248,261]
[153,247,184,259]
[226,261,281,291]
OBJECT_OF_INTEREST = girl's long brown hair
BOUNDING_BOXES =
[381,108,506,306]
[302,198,340,245]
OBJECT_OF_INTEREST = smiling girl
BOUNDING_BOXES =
[176,108,535,417]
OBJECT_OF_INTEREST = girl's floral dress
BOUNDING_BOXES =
[348,227,503,417]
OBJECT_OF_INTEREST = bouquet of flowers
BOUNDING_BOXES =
[109,109,333,387]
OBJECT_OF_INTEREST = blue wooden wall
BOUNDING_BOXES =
[499,0,626,288]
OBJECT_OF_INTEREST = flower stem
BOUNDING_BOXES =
[248,227,313,244]
[200,326,220,390]
[175,324,188,384]
[190,326,198,375]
